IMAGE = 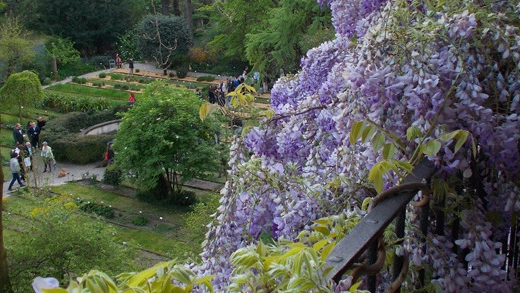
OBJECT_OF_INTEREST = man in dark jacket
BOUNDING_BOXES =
[13,123,24,145]
[27,121,40,149]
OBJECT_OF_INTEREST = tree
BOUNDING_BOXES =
[44,37,80,66]
[113,81,220,198]
[208,0,275,63]
[0,16,34,79]
[245,0,333,81]
[28,0,136,54]
[0,70,43,123]
[135,14,192,69]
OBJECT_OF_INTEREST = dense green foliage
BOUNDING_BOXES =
[0,70,43,122]
[26,0,138,54]
[5,193,135,293]
[0,16,34,79]
[135,14,192,69]
[45,37,80,66]
[113,81,220,199]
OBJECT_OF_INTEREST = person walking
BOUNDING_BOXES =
[41,142,54,172]
[8,152,25,191]
[128,57,134,76]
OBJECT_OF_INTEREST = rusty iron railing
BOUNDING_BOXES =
[324,159,437,292]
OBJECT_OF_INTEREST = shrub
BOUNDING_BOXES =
[76,199,114,218]
[114,84,121,89]
[109,73,123,80]
[121,85,129,90]
[135,68,140,73]
[42,77,52,85]
[132,215,149,226]
[169,72,175,78]
[56,60,98,79]
[103,167,122,186]
[99,72,107,78]
[42,93,111,113]
[71,76,80,83]
[176,67,189,78]
[196,75,215,82]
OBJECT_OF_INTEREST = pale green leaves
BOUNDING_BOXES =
[53,262,214,293]
[350,120,475,193]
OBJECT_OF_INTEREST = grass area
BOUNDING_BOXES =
[3,182,220,262]
[45,83,130,100]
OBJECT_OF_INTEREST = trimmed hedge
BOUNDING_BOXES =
[196,75,215,82]
[40,108,128,163]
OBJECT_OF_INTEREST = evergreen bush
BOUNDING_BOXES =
[176,67,188,78]
[103,167,122,186]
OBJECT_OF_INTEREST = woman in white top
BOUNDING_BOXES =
[41,141,54,172]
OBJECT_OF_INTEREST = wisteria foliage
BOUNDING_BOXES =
[196,0,520,292]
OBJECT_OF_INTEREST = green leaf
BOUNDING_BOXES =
[321,243,335,260]
[406,125,422,141]
[453,130,469,154]
[350,121,365,144]
[382,143,396,160]
[361,125,376,143]
[42,289,68,293]
[127,262,168,287]
[313,226,330,236]
[423,140,442,156]
[372,133,386,152]
[362,197,372,211]
[368,162,386,193]
[313,239,329,251]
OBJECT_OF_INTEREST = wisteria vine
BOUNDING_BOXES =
[195,0,520,292]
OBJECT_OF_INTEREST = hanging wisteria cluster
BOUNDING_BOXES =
[195,0,520,291]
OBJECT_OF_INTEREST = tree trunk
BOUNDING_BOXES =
[185,0,193,38]
[173,0,181,17]
[0,160,14,293]
[161,0,170,15]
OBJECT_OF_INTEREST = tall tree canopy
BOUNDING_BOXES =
[0,16,34,79]
[0,70,43,123]
[135,14,192,68]
[113,82,220,197]
[245,0,333,81]
[27,0,138,54]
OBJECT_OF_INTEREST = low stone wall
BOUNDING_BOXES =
[80,119,122,136]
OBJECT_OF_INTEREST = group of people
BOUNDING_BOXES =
[115,53,134,76]
[207,70,249,106]
[8,117,55,191]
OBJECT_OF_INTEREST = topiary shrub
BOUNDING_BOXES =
[121,85,129,90]
[169,72,175,78]
[98,72,107,78]
[135,68,140,73]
